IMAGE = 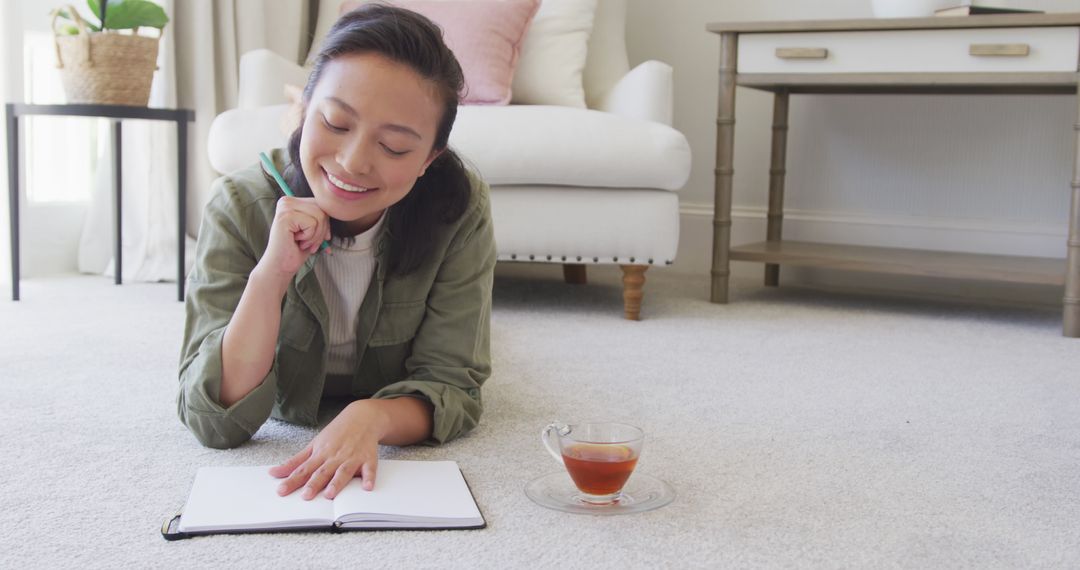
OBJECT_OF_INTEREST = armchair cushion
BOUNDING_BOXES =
[451,105,690,190]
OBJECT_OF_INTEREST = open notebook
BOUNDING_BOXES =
[164,460,484,538]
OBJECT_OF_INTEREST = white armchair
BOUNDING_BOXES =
[207,0,691,319]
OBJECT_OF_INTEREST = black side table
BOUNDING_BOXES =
[5,103,195,301]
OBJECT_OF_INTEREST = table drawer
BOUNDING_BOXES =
[738,27,1079,74]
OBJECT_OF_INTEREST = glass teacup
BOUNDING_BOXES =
[541,421,644,505]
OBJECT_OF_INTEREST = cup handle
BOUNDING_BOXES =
[541,422,569,465]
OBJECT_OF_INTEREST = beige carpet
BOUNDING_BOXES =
[1,265,1077,568]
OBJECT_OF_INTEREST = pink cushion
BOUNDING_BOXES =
[340,0,540,105]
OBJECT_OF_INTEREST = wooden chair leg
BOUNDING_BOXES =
[620,264,648,321]
[563,263,587,284]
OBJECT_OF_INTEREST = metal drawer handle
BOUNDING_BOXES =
[775,47,828,60]
[969,43,1030,57]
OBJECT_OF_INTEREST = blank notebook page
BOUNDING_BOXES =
[179,466,333,532]
[334,460,481,522]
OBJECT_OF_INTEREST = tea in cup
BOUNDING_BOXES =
[541,421,644,505]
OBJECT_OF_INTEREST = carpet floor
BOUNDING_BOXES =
[1,265,1077,568]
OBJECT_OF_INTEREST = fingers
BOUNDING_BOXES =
[297,226,333,255]
[301,463,336,500]
[284,458,364,500]
[275,454,365,500]
[282,458,374,499]
[277,456,319,498]
[295,234,323,254]
[269,445,311,479]
[361,460,377,491]
[300,458,377,499]
[295,224,330,254]
[324,461,359,500]
[290,219,322,249]
[277,195,329,221]
[275,196,330,253]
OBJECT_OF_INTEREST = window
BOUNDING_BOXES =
[22,30,99,204]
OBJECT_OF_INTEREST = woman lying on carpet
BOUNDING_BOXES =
[177,4,495,500]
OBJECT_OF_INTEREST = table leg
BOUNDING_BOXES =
[765,90,790,287]
[6,108,19,301]
[1064,92,1080,337]
[112,120,122,285]
[177,119,188,302]
[711,32,738,303]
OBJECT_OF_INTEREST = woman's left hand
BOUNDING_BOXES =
[269,400,387,500]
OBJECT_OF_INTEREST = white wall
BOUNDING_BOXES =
[627,0,1080,303]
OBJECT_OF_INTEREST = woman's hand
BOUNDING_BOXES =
[269,398,434,499]
[256,196,331,283]
[269,400,389,500]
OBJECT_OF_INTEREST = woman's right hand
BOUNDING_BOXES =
[255,196,332,285]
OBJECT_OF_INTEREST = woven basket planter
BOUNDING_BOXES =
[53,8,162,106]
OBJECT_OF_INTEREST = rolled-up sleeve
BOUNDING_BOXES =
[372,186,496,445]
[177,178,277,449]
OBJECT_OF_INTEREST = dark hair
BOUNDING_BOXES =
[283,3,471,276]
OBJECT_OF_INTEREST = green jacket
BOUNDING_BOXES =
[178,149,495,449]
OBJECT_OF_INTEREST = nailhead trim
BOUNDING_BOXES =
[498,253,670,266]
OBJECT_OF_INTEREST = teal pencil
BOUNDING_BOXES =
[259,152,330,253]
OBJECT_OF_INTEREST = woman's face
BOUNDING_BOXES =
[299,52,444,235]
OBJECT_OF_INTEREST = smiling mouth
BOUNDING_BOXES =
[327,171,374,193]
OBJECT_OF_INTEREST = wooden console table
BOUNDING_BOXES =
[707,13,1080,337]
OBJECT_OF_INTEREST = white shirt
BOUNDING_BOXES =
[314,214,385,376]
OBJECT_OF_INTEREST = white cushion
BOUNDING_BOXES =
[490,186,679,265]
[583,0,630,109]
[450,105,691,190]
[510,0,596,108]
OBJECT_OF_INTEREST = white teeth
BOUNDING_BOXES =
[327,172,371,193]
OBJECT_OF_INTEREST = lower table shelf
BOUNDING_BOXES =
[730,241,1066,286]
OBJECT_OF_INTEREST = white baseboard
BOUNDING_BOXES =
[671,202,1067,306]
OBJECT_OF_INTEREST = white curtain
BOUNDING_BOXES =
[77,0,312,282]
[76,15,185,281]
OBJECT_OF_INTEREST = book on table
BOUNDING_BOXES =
[934,5,1044,16]
[163,460,484,539]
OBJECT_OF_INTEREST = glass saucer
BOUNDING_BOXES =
[524,471,675,516]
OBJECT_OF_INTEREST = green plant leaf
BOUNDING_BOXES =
[102,0,169,30]
[87,0,101,21]
[63,25,80,36]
